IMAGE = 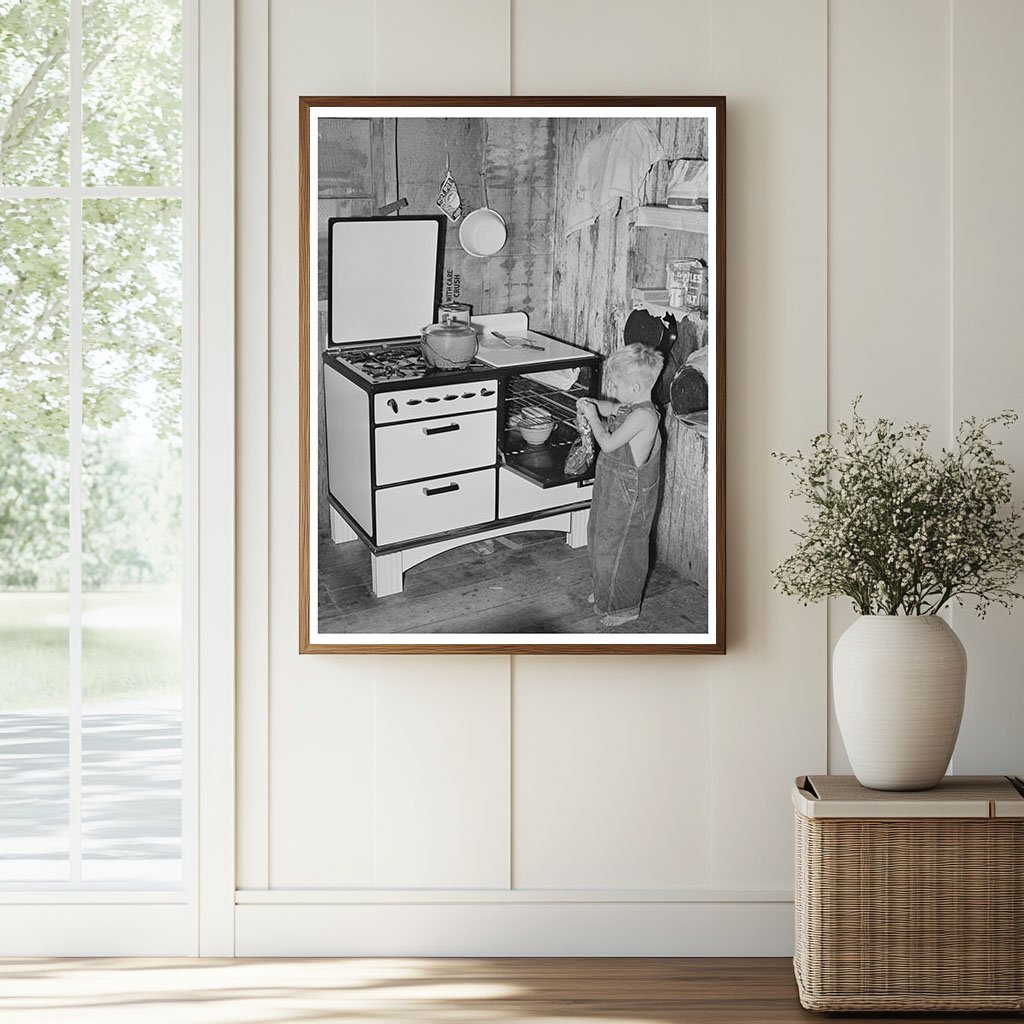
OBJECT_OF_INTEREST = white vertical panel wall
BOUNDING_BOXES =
[373,658,511,889]
[375,0,510,95]
[948,0,1024,778]
[826,0,1024,780]
[235,0,271,897]
[510,0,712,95]
[826,0,952,774]
[260,0,517,904]
[233,0,1024,955]
[705,0,828,890]
[513,658,714,889]
[262,0,378,892]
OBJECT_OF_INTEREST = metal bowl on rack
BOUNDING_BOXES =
[520,422,554,445]
[516,404,554,445]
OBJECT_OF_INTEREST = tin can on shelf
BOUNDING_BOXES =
[666,258,709,313]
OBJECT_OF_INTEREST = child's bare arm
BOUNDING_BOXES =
[576,396,618,417]
[582,406,651,453]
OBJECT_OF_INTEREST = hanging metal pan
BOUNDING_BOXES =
[459,172,507,257]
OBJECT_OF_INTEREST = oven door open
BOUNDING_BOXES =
[499,364,598,489]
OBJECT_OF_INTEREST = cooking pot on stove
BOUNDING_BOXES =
[420,315,479,370]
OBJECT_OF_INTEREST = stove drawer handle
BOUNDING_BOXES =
[422,481,460,497]
[422,422,460,436]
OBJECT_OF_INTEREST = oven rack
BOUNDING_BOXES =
[503,374,589,431]
[500,375,595,489]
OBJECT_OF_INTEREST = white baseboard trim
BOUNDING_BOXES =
[235,887,792,904]
[235,900,795,956]
[0,904,196,956]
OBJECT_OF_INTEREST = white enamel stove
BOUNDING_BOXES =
[322,215,600,599]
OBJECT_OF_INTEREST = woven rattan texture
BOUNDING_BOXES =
[806,774,1023,804]
[794,812,1024,1011]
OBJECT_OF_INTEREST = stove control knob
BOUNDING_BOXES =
[387,399,398,414]
[480,388,495,397]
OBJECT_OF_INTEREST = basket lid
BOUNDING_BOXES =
[793,775,1024,819]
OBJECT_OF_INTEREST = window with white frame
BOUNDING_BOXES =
[0,0,191,887]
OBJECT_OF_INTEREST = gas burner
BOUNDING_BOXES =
[338,342,426,381]
[332,342,488,384]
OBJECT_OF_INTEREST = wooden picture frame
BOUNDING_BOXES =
[299,97,726,654]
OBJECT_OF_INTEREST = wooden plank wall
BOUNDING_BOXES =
[656,312,710,586]
[549,117,707,353]
[317,117,559,340]
[549,117,710,585]
[390,117,558,327]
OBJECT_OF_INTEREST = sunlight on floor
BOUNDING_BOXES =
[0,958,670,1024]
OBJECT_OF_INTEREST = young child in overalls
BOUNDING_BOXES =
[577,345,665,627]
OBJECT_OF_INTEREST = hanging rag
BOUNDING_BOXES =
[564,118,666,237]
[666,158,709,208]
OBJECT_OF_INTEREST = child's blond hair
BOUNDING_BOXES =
[604,344,664,392]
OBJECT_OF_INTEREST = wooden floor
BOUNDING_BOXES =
[0,957,1019,1023]
[318,529,709,635]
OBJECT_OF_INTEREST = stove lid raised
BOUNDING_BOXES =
[328,216,445,345]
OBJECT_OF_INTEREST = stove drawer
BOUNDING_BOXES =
[374,380,498,423]
[375,410,496,486]
[498,467,592,518]
[375,468,495,545]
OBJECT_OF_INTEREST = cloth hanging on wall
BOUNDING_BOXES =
[666,158,709,207]
[564,118,666,236]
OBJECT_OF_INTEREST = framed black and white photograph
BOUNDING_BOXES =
[299,97,725,653]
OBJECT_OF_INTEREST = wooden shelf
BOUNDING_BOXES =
[634,205,708,233]
[629,288,707,322]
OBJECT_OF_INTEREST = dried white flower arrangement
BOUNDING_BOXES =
[772,401,1024,616]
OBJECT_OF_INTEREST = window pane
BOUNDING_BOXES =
[0,0,70,186]
[0,199,70,880]
[81,198,181,883]
[82,0,181,187]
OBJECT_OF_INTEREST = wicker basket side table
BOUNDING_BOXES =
[793,774,1024,1012]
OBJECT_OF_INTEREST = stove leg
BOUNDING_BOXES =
[330,507,358,543]
[567,509,589,549]
[371,551,404,598]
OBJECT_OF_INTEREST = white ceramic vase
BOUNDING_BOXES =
[833,615,967,791]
